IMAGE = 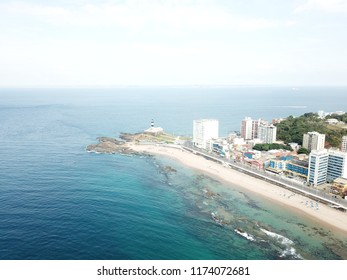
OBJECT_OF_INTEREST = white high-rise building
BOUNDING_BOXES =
[308,149,347,186]
[308,149,329,186]
[303,132,325,152]
[341,136,347,152]
[258,124,277,144]
[240,117,253,140]
[327,150,347,181]
[193,119,219,150]
[240,117,261,140]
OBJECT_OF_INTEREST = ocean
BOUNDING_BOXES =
[0,86,346,260]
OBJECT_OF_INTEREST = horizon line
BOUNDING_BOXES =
[1,84,347,89]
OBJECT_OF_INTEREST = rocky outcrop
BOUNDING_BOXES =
[163,166,177,173]
[86,137,142,155]
[119,133,140,142]
[87,132,170,155]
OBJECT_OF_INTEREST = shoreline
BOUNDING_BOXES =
[128,143,347,235]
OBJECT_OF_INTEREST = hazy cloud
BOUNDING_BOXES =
[296,0,347,13]
[0,0,290,31]
[0,0,345,86]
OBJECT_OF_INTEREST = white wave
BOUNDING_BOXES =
[260,228,294,246]
[260,228,303,259]
[280,247,303,259]
[211,212,223,226]
[234,229,256,241]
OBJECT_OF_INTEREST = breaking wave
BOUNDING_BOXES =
[260,228,303,259]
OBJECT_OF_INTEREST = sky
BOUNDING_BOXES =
[0,0,346,87]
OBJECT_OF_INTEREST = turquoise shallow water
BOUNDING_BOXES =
[0,87,346,259]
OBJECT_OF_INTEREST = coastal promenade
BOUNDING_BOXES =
[181,143,347,211]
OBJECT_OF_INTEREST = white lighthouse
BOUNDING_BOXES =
[144,119,164,136]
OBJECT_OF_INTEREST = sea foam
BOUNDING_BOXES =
[260,228,303,259]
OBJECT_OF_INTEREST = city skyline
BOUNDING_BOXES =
[0,0,347,87]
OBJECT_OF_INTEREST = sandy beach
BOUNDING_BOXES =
[129,143,347,234]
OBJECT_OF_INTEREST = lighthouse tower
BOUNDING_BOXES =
[144,119,164,136]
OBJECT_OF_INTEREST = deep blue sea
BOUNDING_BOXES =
[0,87,347,260]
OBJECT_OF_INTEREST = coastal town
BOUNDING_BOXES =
[87,110,347,236]
[87,113,347,246]
[88,111,347,205]
[190,112,347,202]
[85,104,347,262]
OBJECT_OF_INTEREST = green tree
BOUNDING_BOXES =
[297,147,309,155]
[253,143,292,151]
[275,112,347,148]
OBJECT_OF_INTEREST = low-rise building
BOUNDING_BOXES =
[333,111,345,116]
[244,150,261,160]
[286,159,309,179]
[331,177,347,197]
[247,138,263,149]
[267,155,294,174]
[211,139,230,156]
[269,159,286,171]
[233,137,246,146]
[247,159,263,170]
[272,118,285,124]
[288,142,299,151]
[326,118,339,125]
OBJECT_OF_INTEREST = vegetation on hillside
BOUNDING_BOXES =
[275,113,347,148]
[120,132,176,144]
[253,143,293,152]
[297,147,309,155]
